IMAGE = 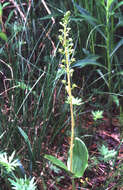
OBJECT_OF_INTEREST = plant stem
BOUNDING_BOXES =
[106,5,111,93]
[106,2,113,121]
[62,12,75,173]
[60,11,75,173]
[65,47,75,173]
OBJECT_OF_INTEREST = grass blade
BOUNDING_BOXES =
[18,127,34,162]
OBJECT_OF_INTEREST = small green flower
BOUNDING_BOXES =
[61,80,66,84]
[92,110,103,121]
[72,83,77,89]
[66,96,82,105]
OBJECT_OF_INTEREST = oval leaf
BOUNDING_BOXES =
[67,137,88,178]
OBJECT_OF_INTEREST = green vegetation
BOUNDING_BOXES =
[0,0,123,189]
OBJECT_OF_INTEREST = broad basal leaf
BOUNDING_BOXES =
[67,137,88,178]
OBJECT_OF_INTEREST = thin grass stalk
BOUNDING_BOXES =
[111,14,114,54]
[106,3,111,93]
[84,0,95,53]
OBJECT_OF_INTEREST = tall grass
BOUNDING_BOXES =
[0,0,62,168]
[71,0,123,110]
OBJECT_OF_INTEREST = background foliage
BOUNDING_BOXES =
[0,0,123,189]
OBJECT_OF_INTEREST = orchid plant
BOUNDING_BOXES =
[45,11,89,189]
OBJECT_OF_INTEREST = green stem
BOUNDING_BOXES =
[63,14,75,173]
[65,47,75,173]
[60,11,75,174]
[106,7,111,93]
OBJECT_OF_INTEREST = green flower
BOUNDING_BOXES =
[66,96,82,105]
